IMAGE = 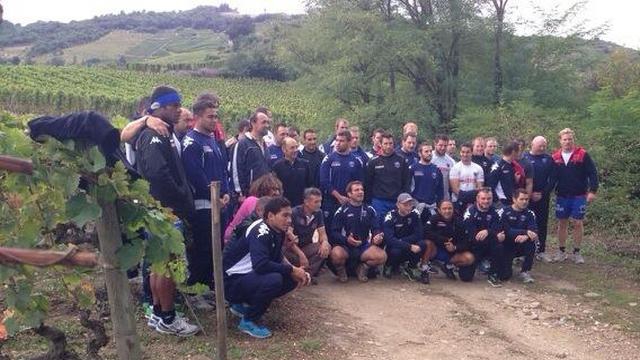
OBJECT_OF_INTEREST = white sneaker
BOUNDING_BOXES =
[520,271,535,284]
[573,253,585,264]
[552,251,568,262]
[155,317,200,337]
[536,252,553,263]
[147,313,161,328]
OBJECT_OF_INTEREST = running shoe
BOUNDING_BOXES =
[238,318,272,339]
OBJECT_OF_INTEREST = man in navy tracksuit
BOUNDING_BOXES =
[500,189,538,283]
[410,142,444,217]
[349,126,370,168]
[319,130,364,231]
[223,197,310,339]
[266,123,287,167]
[487,142,523,207]
[181,97,231,289]
[231,111,271,198]
[523,136,554,262]
[396,132,419,167]
[382,193,425,281]
[549,128,598,264]
[330,181,386,282]
[423,200,475,282]
[463,188,506,287]
[366,132,411,223]
[135,86,199,336]
[320,118,349,154]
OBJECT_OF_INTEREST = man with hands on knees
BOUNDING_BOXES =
[463,187,506,287]
[500,188,538,283]
[223,197,310,339]
[382,193,425,282]
[330,181,386,283]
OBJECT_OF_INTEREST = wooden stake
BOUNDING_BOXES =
[210,181,227,360]
[95,198,141,360]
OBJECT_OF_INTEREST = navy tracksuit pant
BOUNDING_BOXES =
[225,272,297,321]
[529,193,550,253]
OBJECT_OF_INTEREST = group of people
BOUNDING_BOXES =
[122,85,599,339]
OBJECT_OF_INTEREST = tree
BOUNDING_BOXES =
[491,0,508,106]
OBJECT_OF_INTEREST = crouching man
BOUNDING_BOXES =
[423,200,475,282]
[223,197,310,338]
[330,181,386,282]
[500,189,538,283]
[382,193,425,282]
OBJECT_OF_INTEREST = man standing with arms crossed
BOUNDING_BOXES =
[549,128,598,264]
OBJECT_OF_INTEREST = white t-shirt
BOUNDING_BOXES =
[561,150,573,165]
[450,161,484,200]
[431,153,456,200]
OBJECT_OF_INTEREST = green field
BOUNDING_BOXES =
[0,65,333,134]
[30,29,231,66]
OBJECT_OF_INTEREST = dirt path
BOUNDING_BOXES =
[299,271,639,360]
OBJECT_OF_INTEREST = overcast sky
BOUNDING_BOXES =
[2,0,638,49]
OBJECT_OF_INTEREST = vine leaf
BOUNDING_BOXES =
[116,238,144,271]
[66,193,102,227]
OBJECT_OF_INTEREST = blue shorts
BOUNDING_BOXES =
[434,247,451,264]
[555,196,587,220]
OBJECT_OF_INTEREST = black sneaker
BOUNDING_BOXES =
[427,262,439,274]
[399,264,417,282]
[419,270,430,284]
[443,265,458,281]
[487,273,503,288]
[383,265,394,279]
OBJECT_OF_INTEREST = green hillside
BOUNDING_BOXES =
[31,29,231,66]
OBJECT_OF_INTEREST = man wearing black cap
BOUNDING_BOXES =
[135,85,200,337]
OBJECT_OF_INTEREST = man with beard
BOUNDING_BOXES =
[330,181,386,282]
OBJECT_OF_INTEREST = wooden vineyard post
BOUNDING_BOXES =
[210,181,227,360]
[95,198,142,360]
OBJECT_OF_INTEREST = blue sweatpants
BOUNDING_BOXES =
[225,271,297,322]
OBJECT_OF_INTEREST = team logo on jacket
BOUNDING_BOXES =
[150,136,162,145]
[394,161,401,168]
[432,172,437,179]
[182,136,194,149]
[257,223,270,238]
[520,215,526,222]
[349,161,355,167]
